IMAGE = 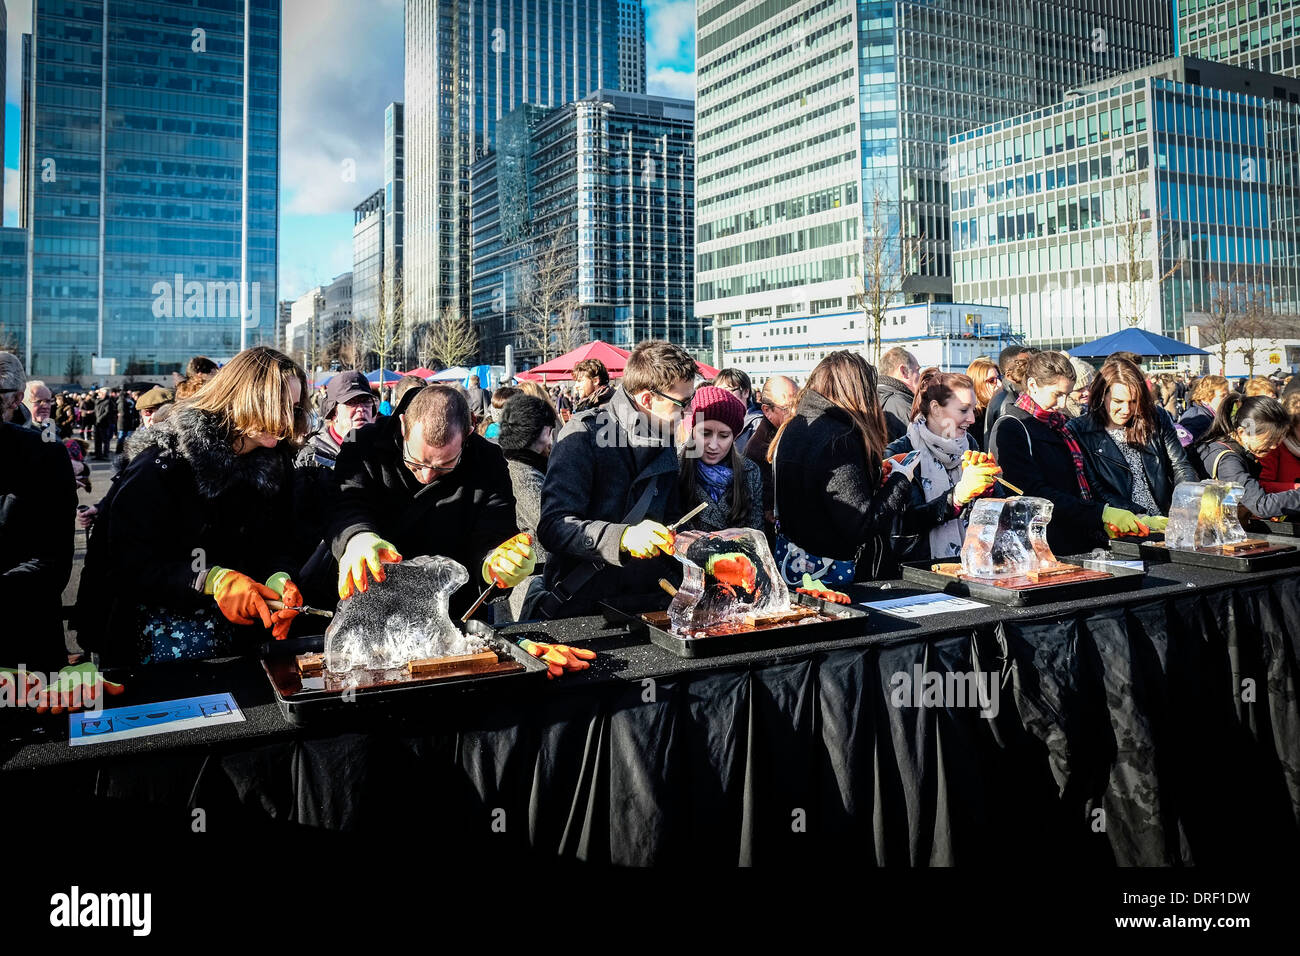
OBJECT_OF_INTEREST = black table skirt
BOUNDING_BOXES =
[4,569,1299,866]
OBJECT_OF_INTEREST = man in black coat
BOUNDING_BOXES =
[1,422,77,671]
[328,385,524,620]
[876,347,920,441]
[535,340,697,617]
[93,389,116,460]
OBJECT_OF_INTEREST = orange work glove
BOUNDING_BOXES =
[205,567,277,628]
[518,639,596,680]
[265,572,303,641]
[795,573,851,604]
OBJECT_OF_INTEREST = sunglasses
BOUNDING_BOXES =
[652,388,695,409]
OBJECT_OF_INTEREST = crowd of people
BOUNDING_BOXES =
[6,337,1300,690]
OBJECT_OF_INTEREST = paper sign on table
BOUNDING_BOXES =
[68,693,244,747]
[1086,559,1146,571]
[862,592,989,619]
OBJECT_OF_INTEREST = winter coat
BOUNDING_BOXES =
[678,456,765,534]
[982,383,1020,450]
[1066,411,1198,515]
[94,397,115,427]
[884,429,979,562]
[771,388,912,579]
[295,422,343,469]
[743,416,777,532]
[0,423,76,670]
[1258,440,1300,493]
[877,376,916,442]
[74,405,307,664]
[1177,403,1216,446]
[988,404,1106,557]
[537,386,683,616]
[328,388,519,620]
[733,404,765,456]
[1193,440,1300,518]
[504,449,549,565]
[572,383,614,415]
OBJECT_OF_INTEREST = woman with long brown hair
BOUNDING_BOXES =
[1066,357,1197,522]
[769,351,917,583]
[965,356,1001,450]
[75,347,313,665]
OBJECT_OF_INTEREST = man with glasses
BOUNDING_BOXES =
[328,384,527,619]
[535,340,696,618]
[297,371,377,469]
[744,375,799,540]
[22,381,55,437]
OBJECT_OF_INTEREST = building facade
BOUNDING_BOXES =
[950,58,1300,350]
[0,228,28,360]
[404,0,631,336]
[470,91,698,366]
[694,0,1176,366]
[353,188,384,352]
[1178,0,1300,77]
[22,0,280,378]
[384,102,404,341]
[618,0,646,94]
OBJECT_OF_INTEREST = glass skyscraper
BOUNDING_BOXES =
[404,0,632,334]
[23,0,280,379]
[950,57,1300,349]
[618,0,646,95]
[470,90,697,365]
[352,187,384,343]
[1179,0,1300,77]
[695,0,1174,365]
[384,101,404,334]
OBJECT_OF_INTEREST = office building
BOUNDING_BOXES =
[1179,0,1300,77]
[950,57,1300,349]
[353,188,385,345]
[384,102,404,336]
[470,91,697,365]
[0,228,27,360]
[404,0,632,334]
[694,0,1175,366]
[619,0,646,94]
[22,0,280,378]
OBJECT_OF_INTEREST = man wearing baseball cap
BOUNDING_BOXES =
[297,371,376,469]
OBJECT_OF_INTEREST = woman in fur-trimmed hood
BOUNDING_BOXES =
[74,347,314,666]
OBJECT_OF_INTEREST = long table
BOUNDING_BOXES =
[4,560,1299,865]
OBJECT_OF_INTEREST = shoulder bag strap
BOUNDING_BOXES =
[1211,448,1231,480]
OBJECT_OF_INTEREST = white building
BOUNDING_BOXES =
[722,302,1016,385]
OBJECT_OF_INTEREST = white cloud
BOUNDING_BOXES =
[648,66,695,101]
[6,0,32,108]
[281,0,404,216]
[3,168,17,226]
[644,0,694,68]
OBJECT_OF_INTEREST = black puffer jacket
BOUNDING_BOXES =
[884,430,980,562]
[75,406,307,663]
[877,377,915,442]
[1067,411,1198,515]
[772,388,911,579]
[1193,439,1300,518]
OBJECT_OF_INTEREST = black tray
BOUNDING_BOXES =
[1109,533,1166,560]
[1245,516,1300,537]
[1147,536,1300,572]
[899,556,1146,607]
[599,593,871,659]
[261,619,548,725]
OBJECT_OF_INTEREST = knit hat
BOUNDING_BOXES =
[689,385,745,435]
[498,394,557,452]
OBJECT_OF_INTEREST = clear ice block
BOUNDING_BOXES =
[323,555,486,674]
[669,528,791,634]
[1164,480,1247,551]
[959,496,1057,578]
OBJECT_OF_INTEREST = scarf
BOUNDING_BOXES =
[696,460,733,503]
[1016,391,1092,501]
[906,418,969,559]
[1285,435,1300,460]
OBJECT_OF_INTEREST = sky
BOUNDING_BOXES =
[0,0,695,301]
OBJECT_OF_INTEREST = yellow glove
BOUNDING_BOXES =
[482,532,536,588]
[1102,505,1142,538]
[1139,515,1169,532]
[338,532,403,599]
[954,462,1002,506]
[620,520,675,559]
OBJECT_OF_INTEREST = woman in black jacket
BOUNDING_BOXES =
[76,347,311,666]
[989,351,1142,556]
[885,368,1002,561]
[771,351,916,582]
[1192,394,1300,519]
[1067,357,1198,525]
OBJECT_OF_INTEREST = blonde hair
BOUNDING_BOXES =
[1245,376,1277,398]
[185,347,308,444]
[965,356,999,411]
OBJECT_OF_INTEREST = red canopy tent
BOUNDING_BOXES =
[403,367,439,379]
[516,340,718,383]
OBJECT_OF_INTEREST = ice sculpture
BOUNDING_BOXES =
[323,555,485,674]
[669,528,791,634]
[959,497,1057,578]
[1164,480,1248,551]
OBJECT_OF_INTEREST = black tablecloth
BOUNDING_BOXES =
[3,561,1299,865]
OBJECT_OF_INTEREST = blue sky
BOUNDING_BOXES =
[1,0,695,301]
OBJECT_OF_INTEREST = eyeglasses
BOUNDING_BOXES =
[652,388,694,409]
[401,435,462,475]
[985,375,1002,385]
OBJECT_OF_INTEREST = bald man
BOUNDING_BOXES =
[745,376,799,539]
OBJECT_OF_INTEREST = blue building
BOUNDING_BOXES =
[22,0,280,379]
[0,228,27,360]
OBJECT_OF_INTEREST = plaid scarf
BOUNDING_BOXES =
[1015,391,1093,502]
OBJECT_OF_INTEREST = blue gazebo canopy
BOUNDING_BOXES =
[1067,327,1208,358]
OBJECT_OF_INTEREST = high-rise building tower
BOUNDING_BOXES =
[404,0,629,334]
[384,102,405,350]
[694,0,1175,366]
[619,0,646,94]
[1178,0,1300,78]
[23,0,280,378]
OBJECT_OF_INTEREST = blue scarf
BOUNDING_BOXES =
[696,460,733,503]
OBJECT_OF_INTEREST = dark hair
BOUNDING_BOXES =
[997,345,1028,373]
[1024,351,1075,391]
[911,368,976,421]
[1108,351,1144,368]
[393,375,427,406]
[1003,347,1041,388]
[186,355,219,377]
[712,367,752,399]
[404,385,471,445]
[1198,393,1290,451]
[498,394,556,452]
[678,444,754,527]
[622,340,698,396]
[1087,358,1156,446]
[572,358,609,387]
[491,386,520,409]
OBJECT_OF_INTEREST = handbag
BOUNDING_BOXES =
[770,441,860,588]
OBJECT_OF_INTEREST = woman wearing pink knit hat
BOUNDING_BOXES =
[677,385,764,532]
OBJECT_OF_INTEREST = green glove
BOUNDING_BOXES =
[1140,515,1169,532]
[338,532,403,599]
[1102,505,1142,538]
[482,533,536,588]
[0,663,125,713]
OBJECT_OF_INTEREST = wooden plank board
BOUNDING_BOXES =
[408,650,499,676]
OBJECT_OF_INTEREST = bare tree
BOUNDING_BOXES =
[1231,268,1300,378]
[1197,268,1245,376]
[1104,181,1183,328]
[851,186,923,364]
[420,304,479,369]
[354,268,404,371]
[553,298,589,356]
[519,229,579,365]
